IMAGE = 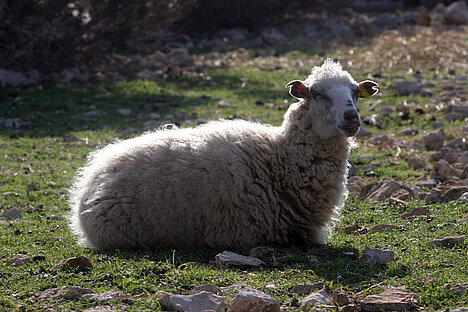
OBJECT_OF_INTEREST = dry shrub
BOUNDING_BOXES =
[344,26,468,73]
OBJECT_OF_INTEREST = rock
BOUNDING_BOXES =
[401,207,430,219]
[356,127,372,137]
[167,48,191,67]
[215,251,264,267]
[36,286,68,300]
[447,137,468,151]
[290,282,329,296]
[0,208,22,219]
[361,248,395,265]
[6,254,32,267]
[443,1,468,25]
[297,288,334,311]
[53,255,93,270]
[261,28,286,44]
[361,179,413,202]
[63,287,95,300]
[1,118,32,129]
[192,284,218,294]
[407,157,426,169]
[0,68,40,88]
[83,305,129,312]
[137,69,164,80]
[441,186,468,202]
[344,223,361,234]
[347,176,364,196]
[429,147,461,164]
[332,291,350,306]
[449,308,468,312]
[249,246,275,263]
[432,159,462,181]
[431,235,465,247]
[457,192,468,203]
[444,283,468,296]
[393,79,423,96]
[414,179,438,190]
[82,290,130,303]
[399,127,419,136]
[459,152,468,167]
[117,108,132,116]
[432,120,444,129]
[371,134,389,145]
[424,131,444,150]
[368,224,400,233]
[216,28,248,42]
[341,304,359,312]
[217,100,231,108]
[56,68,87,84]
[360,286,418,311]
[229,288,280,312]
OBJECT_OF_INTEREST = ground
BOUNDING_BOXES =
[0,22,467,312]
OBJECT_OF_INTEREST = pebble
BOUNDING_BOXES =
[159,290,225,312]
[431,235,465,247]
[361,248,395,265]
[0,208,22,220]
[215,251,264,267]
[229,288,280,312]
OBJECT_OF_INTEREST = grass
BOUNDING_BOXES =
[1,35,468,311]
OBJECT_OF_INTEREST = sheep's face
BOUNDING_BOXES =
[286,79,379,138]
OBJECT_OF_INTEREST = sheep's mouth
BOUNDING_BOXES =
[338,125,360,137]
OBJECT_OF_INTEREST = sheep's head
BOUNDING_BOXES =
[286,59,378,139]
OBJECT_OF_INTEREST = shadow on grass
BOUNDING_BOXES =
[0,70,290,138]
[100,243,406,288]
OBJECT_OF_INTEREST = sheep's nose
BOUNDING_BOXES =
[344,109,360,125]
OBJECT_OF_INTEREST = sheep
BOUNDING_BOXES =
[69,59,379,250]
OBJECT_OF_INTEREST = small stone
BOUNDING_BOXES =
[444,283,468,296]
[361,179,413,202]
[424,131,444,151]
[63,287,95,300]
[432,121,444,129]
[218,100,231,108]
[54,255,93,270]
[332,291,350,306]
[368,224,400,233]
[36,286,68,300]
[341,304,359,312]
[117,108,132,116]
[229,288,280,312]
[399,127,419,136]
[457,192,468,203]
[443,1,468,25]
[390,189,413,201]
[356,127,372,137]
[0,208,22,220]
[414,179,438,190]
[393,79,423,95]
[407,157,426,169]
[371,134,389,145]
[361,248,395,265]
[347,176,364,196]
[344,223,361,234]
[297,288,334,311]
[192,284,218,294]
[248,246,275,263]
[309,255,319,263]
[401,207,430,219]
[431,235,465,247]
[83,290,130,303]
[432,159,462,181]
[290,282,329,296]
[6,254,32,267]
[215,251,264,267]
[360,286,418,311]
[449,308,468,312]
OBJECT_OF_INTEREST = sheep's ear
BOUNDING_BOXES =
[285,80,310,100]
[358,80,379,99]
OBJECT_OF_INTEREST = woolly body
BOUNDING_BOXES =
[70,60,371,250]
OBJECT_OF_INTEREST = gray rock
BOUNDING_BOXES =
[137,69,164,81]
[218,100,231,108]
[6,254,32,267]
[431,235,465,247]
[347,176,364,196]
[36,286,68,300]
[429,147,461,164]
[459,152,468,167]
[393,79,423,95]
[407,156,426,169]
[424,131,444,150]
[432,159,462,181]
[399,127,419,136]
[432,120,444,128]
[401,207,430,219]
[356,127,372,137]
[443,1,468,25]
[0,208,22,219]
[229,288,280,312]
[261,28,286,44]
[449,308,468,312]
[414,179,438,189]
[215,251,264,267]
[360,287,418,311]
[297,288,334,311]
[371,134,389,145]
[117,108,132,116]
[192,284,218,294]
[456,192,468,203]
[159,291,225,312]
[0,68,40,88]
[290,282,329,296]
[56,67,87,84]
[249,246,275,263]
[361,179,413,202]
[361,248,395,265]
